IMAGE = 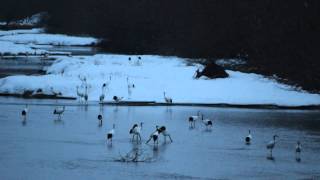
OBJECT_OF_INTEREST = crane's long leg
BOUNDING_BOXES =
[146,136,152,144]
[168,135,173,142]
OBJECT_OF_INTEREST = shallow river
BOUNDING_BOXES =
[0,97,319,179]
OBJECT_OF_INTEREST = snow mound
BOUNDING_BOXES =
[0,54,319,106]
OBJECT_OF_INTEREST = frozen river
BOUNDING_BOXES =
[0,97,320,179]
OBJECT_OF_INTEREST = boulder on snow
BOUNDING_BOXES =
[195,63,229,79]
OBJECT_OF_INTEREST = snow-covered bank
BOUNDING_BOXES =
[0,28,99,55]
[0,33,99,46]
[0,28,44,36]
[0,55,319,106]
[0,41,47,55]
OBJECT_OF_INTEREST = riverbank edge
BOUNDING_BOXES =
[0,97,319,110]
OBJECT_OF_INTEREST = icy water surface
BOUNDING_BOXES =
[0,99,320,179]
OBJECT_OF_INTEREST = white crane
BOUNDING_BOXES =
[295,141,302,162]
[53,106,65,120]
[76,86,85,103]
[146,129,160,146]
[78,75,87,87]
[188,111,200,128]
[201,114,213,129]
[107,124,115,144]
[78,75,89,104]
[50,87,62,97]
[113,96,123,103]
[129,122,143,142]
[295,141,301,155]
[146,125,172,145]
[84,85,88,104]
[245,130,252,144]
[163,91,173,104]
[134,56,142,66]
[99,83,107,103]
[21,104,28,120]
[266,135,279,156]
[127,77,135,99]
[97,114,103,127]
[159,126,173,143]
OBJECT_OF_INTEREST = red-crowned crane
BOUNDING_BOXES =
[295,141,302,162]
[146,125,172,146]
[76,86,85,103]
[107,124,115,144]
[98,114,103,127]
[296,141,301,155]
[53,106,65,120]
[21,104,28,121]
[245,130,252,144]
[163,91,172,104]
[99,83,107,103]
[266,135,279,157]
[188,111,200,128]
[201,114,213,129]
[113,96,123,103]
[126,77,135,99]
[129,122,143,142]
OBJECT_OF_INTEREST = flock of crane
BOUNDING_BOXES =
[186,111,302,160]
[20,104,302,161]
[18,56,302,162]
[74,56,174,104]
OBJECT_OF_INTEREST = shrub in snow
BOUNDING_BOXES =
[115,148,154,163]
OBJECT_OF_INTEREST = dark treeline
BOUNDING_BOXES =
[1,0,320,92]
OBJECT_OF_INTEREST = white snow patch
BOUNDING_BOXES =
[0,54,319,106]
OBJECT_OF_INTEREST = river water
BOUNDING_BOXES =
[0,97,319,179]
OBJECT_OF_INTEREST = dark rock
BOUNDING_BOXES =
[196,63,229,79]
